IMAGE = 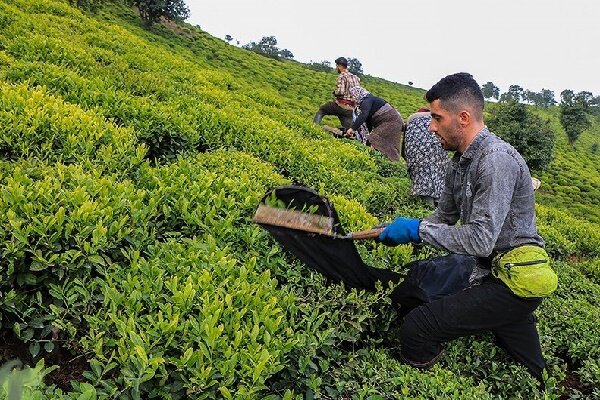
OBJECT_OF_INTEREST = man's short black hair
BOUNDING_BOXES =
[425,72,484,119]
[335,57,348,67]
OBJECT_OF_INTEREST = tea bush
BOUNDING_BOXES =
[0,162,156,350]
[305,349,494,399]
[82,239,299,399]
[536,204,600,258]
[539,261,600,393]
[0,82,144,173]
[577,259,600,284]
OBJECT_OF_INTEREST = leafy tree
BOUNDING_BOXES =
[575,91,593,107]
[347,57,363,75]
[523,89,555,108]
[307,60,332,73]
[487,101,555,171]
[499,84,525,103]
[589,95,600,117]
[242,36,293,60]
[560,104,589,144]
[540,89,556,108]
[278,48,294,60]
[243,35,280,58]
[560,89,574,104]
[524,90,540,105]
[560,89,590,145]
[131,0,190,27]
[481,81,500,100]
[68,0,105,11]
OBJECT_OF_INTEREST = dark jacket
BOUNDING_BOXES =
[351,95,386,131]
[419,127,544,257]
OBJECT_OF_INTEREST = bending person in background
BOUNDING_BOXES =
[313,57,360,131]
[347,86,404,161]
[402,108,449,207]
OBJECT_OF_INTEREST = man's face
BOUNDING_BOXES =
[429,99,463,151]
[336,64,342,73]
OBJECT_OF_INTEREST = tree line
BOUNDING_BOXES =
[226,34,364,76]
[482,81,599,145]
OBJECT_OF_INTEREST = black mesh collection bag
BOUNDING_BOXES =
[255,185,401,290]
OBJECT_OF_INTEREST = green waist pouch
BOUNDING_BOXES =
[492,245,558,298]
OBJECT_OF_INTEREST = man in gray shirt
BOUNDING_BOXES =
[378,73,546,382]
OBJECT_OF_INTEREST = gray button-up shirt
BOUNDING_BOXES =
[419,127,544,258]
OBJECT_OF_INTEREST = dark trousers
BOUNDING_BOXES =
[321,253,546,381]
[400,276,545,381]
[316,101,353,130]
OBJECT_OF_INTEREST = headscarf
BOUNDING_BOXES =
[349,86,371,105]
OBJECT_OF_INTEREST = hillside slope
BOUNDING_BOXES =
[0,1,599,399]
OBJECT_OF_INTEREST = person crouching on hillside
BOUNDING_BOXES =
[346,86,404,161]
[313,57,360,131]
[377,72,555,383]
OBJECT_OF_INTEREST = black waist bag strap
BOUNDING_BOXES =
[391,254,477,316]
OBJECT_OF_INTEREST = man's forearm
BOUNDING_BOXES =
[419,219,496,257]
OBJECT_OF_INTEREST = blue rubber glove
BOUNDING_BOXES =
[378,217,421,246]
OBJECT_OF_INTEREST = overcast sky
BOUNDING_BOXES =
[186,0,600,98]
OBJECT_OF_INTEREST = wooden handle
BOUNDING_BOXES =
[253,204,334,235]
[348,227,385,240]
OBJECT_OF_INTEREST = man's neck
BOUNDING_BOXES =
[458,123,485,153]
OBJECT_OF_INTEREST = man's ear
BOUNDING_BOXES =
[458,110,471,127]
